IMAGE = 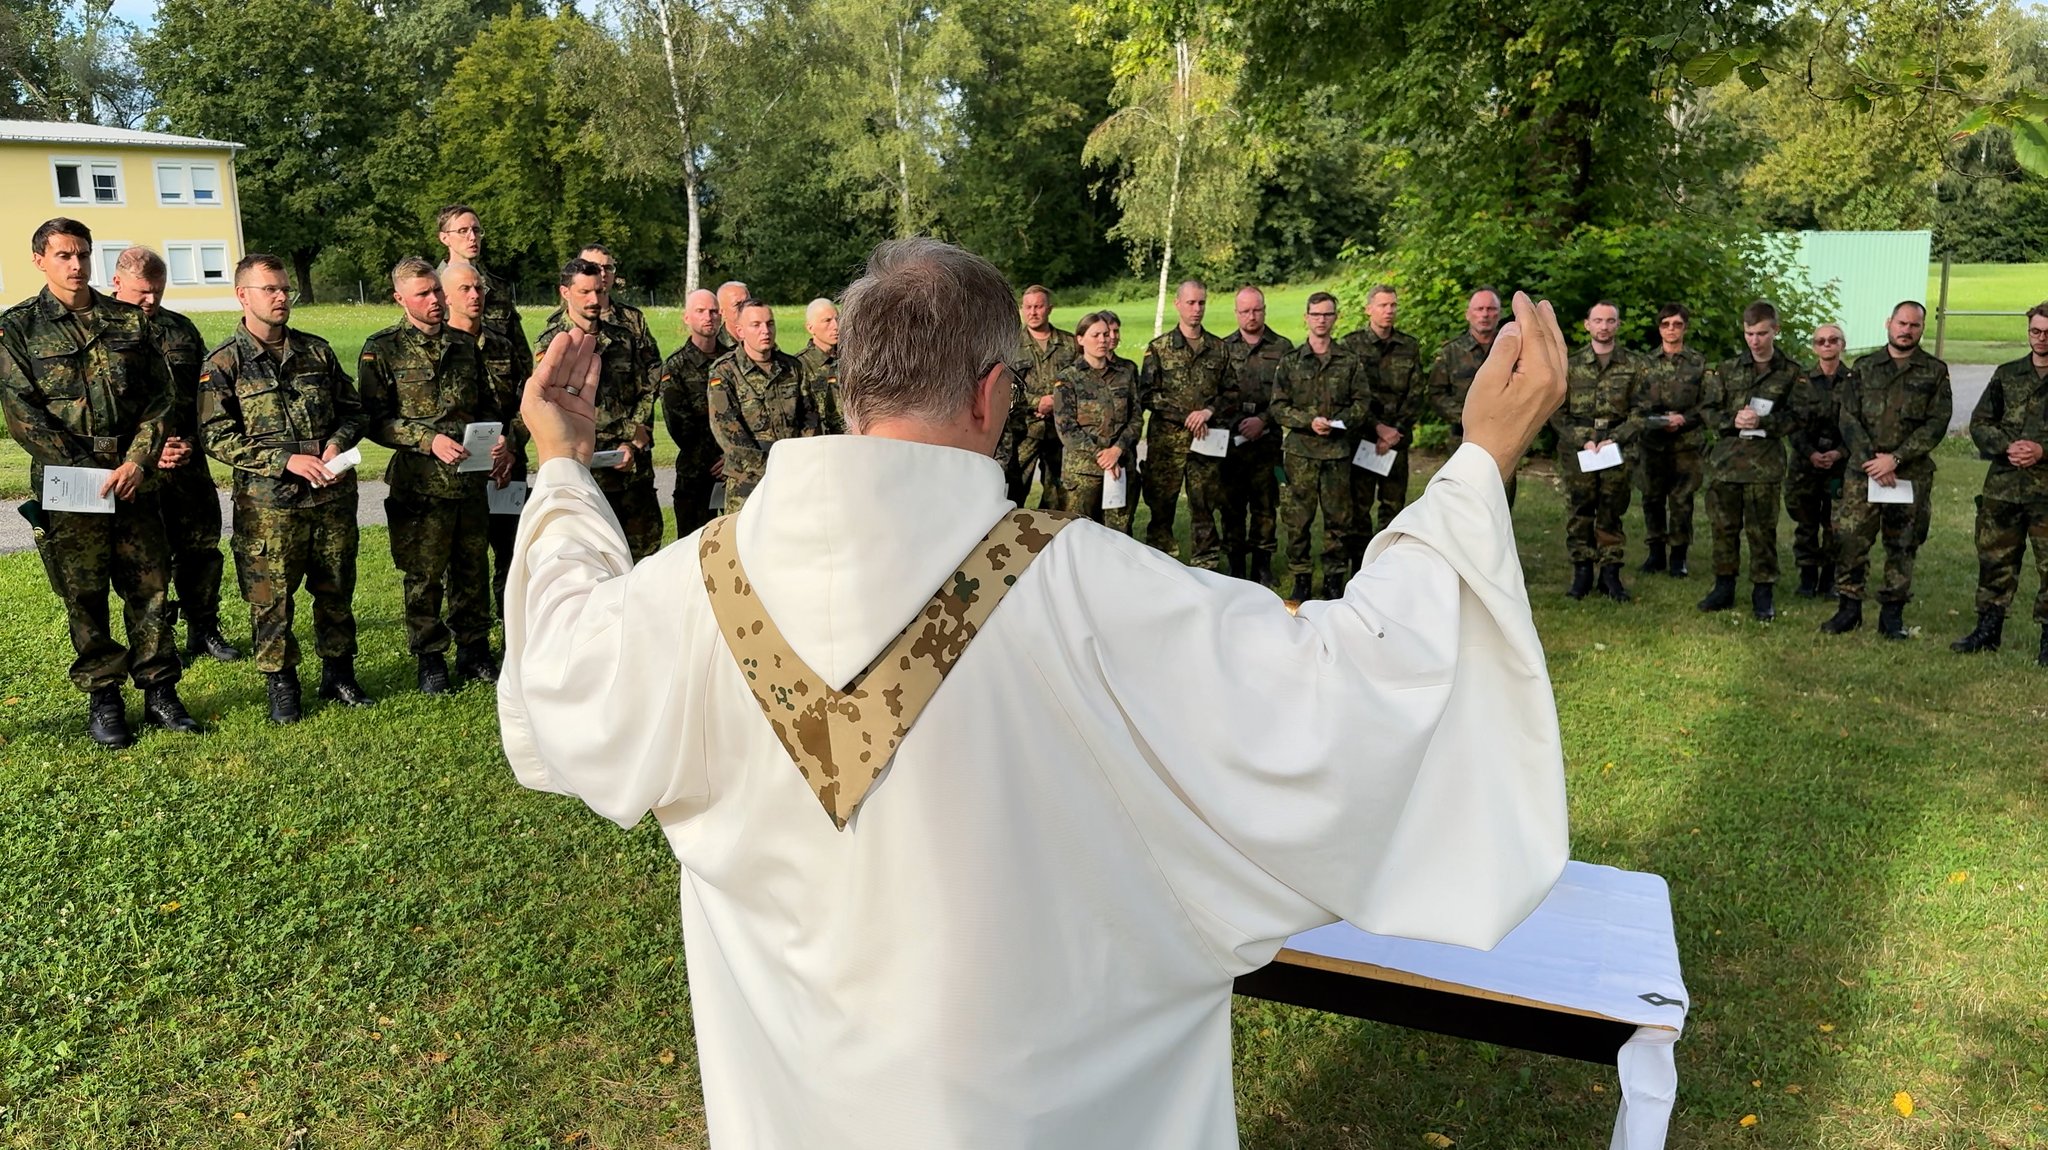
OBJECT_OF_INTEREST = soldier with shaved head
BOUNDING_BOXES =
[661,288,729,535]
[800,297,843,433]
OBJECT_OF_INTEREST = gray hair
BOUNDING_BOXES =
[840,238,1016,432]
[805,297,837,323]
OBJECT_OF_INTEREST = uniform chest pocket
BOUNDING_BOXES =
[289,370,337,430]
[32,348,88,400]
[235,377,293,436]
[1900,379,1939,422]
[391,365,438,414]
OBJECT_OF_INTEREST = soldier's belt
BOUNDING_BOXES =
[269,439,325,455]
[91,435,123,460]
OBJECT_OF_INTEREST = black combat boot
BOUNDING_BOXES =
[417,653,452,695]
[1227,550,1246,580]
[185,620,243,662]
[1877,601,1908,640]
[1599,564,1631,603]
[1566,562,1594,600]
[1950,607,2004,654]
[87,685,133,748]
[266,671,302,725]
[1667,546,1689,577]
[1752,582,1776,622]
[1249,553,1273,587]
[1696,575,1737,612]
[142,684,202,733]
[1819,560,1837,599]
[455,642,499,684]
[1794,566,1820,598]
[318,658,374,707]
[1639,542,1666,575]
[1819,597,1863,634]
[1288,574,1312,602]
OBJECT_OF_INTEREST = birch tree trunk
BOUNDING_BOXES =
[1153,38,1192,337]
[653,0,704,292]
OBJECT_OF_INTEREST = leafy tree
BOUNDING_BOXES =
[2,0,145,124]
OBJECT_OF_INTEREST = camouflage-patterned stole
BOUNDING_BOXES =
[699,508,1076,829]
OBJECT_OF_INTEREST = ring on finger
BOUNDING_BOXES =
[564,384,583,397]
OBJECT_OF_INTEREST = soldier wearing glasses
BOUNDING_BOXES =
[1951,303,2048,663]
[435,205,525,351]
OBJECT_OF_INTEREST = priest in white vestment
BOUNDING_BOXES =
[499,238,1574,1149]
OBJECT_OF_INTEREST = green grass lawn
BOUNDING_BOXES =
[2,438,2043,1147]
[1926,261,2043,365]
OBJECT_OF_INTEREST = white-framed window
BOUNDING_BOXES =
[92,243,132,289]
[164,241,230,286]
[52,158,123,205]
[155,161,222,207]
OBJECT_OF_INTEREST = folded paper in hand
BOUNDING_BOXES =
[1352,441,1397,475]
[1190,428,1231,458]
[326,446,363,475]
[1866,477,1914,504]
[487,479,528,515]
[1739,397,1774,439]
[588,448,627,469]
[1577,442,1624,472]
[42,466,116,514]
[458,422,502,473]
[709,481,726,510]
[1101,468,1128,510]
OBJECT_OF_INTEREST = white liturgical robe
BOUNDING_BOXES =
[500,435,1569,1149]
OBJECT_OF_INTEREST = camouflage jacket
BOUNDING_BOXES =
[1554,345,1647,475]
[0,287,175,494]
[1223,329,1293,447]
[1270,339,1367,460]
[358,322,503,499]
[707,347,819,501]
[1785,362,1851,473]
[1053,355,1141,461]
[1970,356,2048,502]
[150,305,208,441]
[1343,326,1426,432]
[475,264,526,350]
[660,336,726,475]
[1633,346,1706,450]
[198,324,363,508]
[1843,347,1952,479]
[1427,331,1493,435]
[1140,326,1234,425]
[1012,326,1081,407]
[798,340,843,434]
[470,324,531,479]
[534,315,660,491]
[1700,351,1799,483]
[543,300,656,359]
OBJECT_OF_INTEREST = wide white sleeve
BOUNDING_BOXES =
[1055,442,1567,963]
[496,457,709,829]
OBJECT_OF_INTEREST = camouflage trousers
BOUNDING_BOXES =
[1143,424,1227,570]
[1344,445,1412,568]
[159,459,226,630]
[231,497,358,674]
[1282,455,1354,580]
[1009,421,1065,510]
[387,489,492,655]
[1562,463,1634,566]
[1635,442,1702,551]
[1707,480,1781,583]
[1970,495,2048,622]
[599,473,664,561]
[1063,465,1134,533]
[1833,471,1933,603]
[36,494,181,692]
[672,461,719,541]
[1784,465,1843,569]
[489,492,518,622]
[1222,437,1280,560]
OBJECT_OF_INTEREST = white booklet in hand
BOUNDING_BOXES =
[325,446,363,475]
[708,481,726,510]
[42,466,115,513]
[458,421,502,473]
[1577,442,1624,472]
[1740,396,1774,438]
[588,448,627,469]
[1867,477,1915,504]
[1190,427,1231,457]
[1101,468,1128,510]
[1352,441,1397,475]
[487,479,528,515]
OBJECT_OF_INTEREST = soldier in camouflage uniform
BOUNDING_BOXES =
[1053,311,1140,530]
[799,298,844,434]
[535,258,664,560]
[661,289,728,537]
[1139,281,1234,571]
[360,259,510,693]
[1951,304,2048,663]
[443,263,531,620]
[1003,285,1081,508]
[1428,287,1517,505]
[1785,324,1851,598]
[1554,303,1646,602]
[543,243,659,360]
[0,218,201,746]
[1272,292,1366,600]
[1632,303,1706,577]
[1340,284,1424,572]
[1822,302,1952,639]
[110,245,242,662]
[198,252,371,724]
[715,281,748,351]
[1697,302,1800,621]
[435,204,526,351]
[1222,287,1290,585]
[706,297,821,515]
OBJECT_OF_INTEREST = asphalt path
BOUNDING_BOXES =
[0,364,1995,555]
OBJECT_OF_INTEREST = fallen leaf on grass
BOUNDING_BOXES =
[658,1048,676,1065]
[1784,1084,1803,1094]
[1751,1079,1762,1087]
[1422,1134,1454,1148]
[1739,1114,1758,1127]
[158,901,180,914]
[1892,1091,1914,1117]
[1948,871,1968,884]
[428,1051,450,1064]
[1818,1023,1835,1033]
[2,696,19,705]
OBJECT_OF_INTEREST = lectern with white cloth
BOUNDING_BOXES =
[1236,861,1687,1150]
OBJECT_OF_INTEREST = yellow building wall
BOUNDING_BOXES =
[0,140,245,312]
